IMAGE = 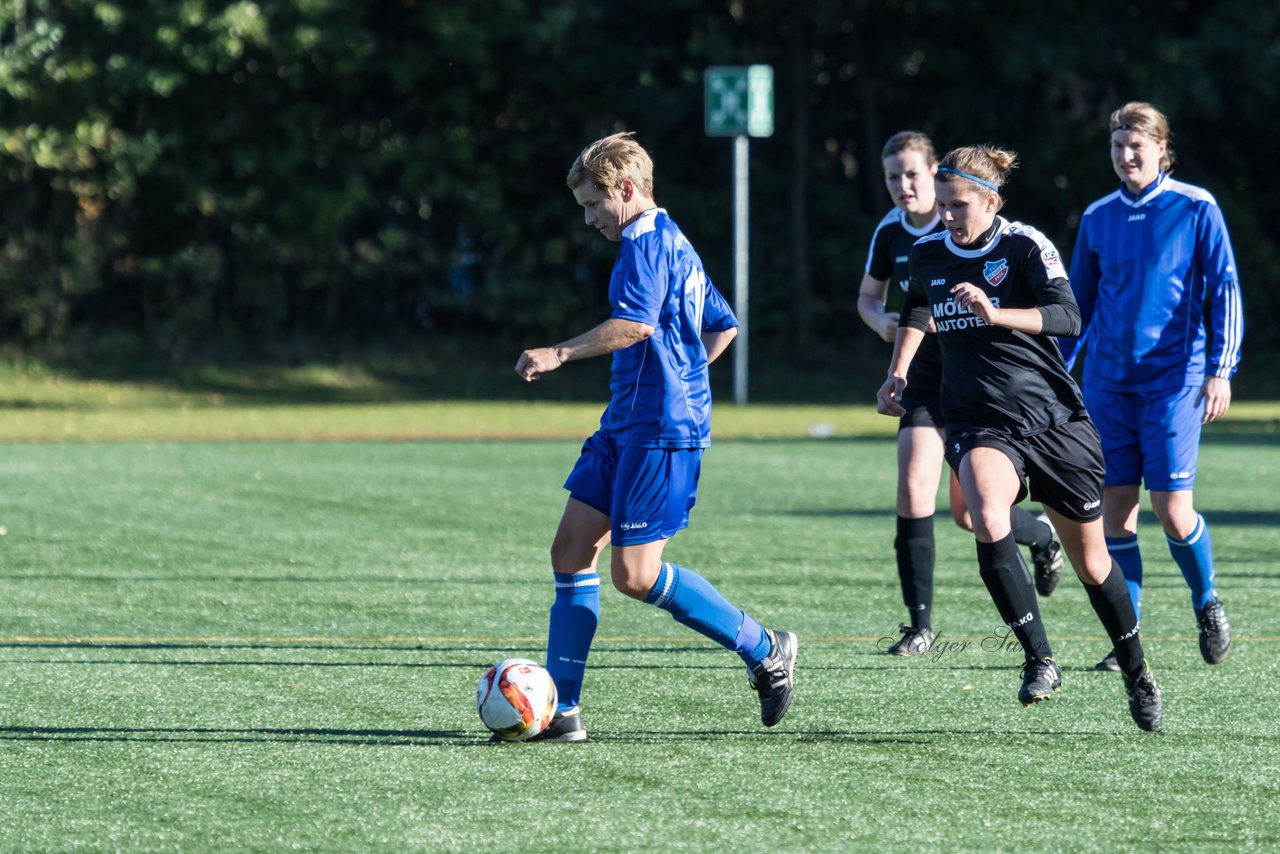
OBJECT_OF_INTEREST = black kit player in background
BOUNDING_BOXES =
[876,145,1163,731]
[857,132,1064,658]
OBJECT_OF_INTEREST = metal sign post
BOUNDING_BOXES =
[704,65,773,406]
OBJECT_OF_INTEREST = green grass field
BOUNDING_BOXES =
[2,383,1279,850]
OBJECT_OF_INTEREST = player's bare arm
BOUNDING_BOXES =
[857,272,900,343]
[701,326,738,364]
[1200,376,1232,423]
[516,318,655,382]
[876,325,925,417]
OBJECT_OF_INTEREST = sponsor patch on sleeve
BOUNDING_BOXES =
[1041,248,1063,277]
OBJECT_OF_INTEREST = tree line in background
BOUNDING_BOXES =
[2,1,1277,393]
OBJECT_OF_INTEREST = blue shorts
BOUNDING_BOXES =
[563,431,703,546]
[1084,384,1203,491]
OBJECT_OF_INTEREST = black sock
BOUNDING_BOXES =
[1010,505,1049,550]
[978,534,1052,660]
[894,515,934,630]
[1084,562,1145,676]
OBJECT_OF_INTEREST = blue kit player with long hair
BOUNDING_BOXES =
[513,132,797,742]
[1059,102,1243,671]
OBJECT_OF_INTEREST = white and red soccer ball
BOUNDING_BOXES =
[476,658,557,741]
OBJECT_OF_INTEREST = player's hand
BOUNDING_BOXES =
[950,282,1000,325]
[515,347,563,382]
[877,312,900,343]
[1199,376,1232,423]
[877,376,907,417]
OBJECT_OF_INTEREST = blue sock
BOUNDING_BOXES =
[1168,514,1217,611]
[1106,534,1143,619]
[644,562,772,669]
[546,572,600,713]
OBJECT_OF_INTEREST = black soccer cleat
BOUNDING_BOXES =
[1031,513,1064,597]
[1094,648,1121,672]
[1018,657,1063,706]
[1123,660,1164,731]
[489,708,587,744]
[886,625,935,657]
[1195,597,1231,665]
[749,629,797,727]
[527,708,587,743]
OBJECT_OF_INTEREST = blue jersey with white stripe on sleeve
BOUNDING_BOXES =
[601,208,739,449]
[1061,172,1243,394]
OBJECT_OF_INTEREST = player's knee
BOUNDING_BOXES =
[1073,557,1111,585]
[950,507,973,531]
[550,536,597,575]
[1152,494,1199,539]
[968,511,1010,542]
[609,567,650,600]
[609,555,660,600]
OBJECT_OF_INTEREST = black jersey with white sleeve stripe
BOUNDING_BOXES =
[901,217,1086,437]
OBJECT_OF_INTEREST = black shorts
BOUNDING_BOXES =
[944,417,1105,522]
[898,390,944,431]
[899,340,944,432]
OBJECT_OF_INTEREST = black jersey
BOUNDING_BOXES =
[865,208,944,394]
[902,217,1085,437]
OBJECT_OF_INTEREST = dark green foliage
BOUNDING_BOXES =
[1,2,1276,384]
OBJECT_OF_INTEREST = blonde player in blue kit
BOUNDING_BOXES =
[1059,102,1243,670]
[513,132,797,742]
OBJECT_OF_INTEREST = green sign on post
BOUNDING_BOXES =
[704,65,773,405]
[704,65,774,138]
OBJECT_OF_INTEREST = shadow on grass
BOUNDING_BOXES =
[0,400,78,410]
[0,574,547,585]
[769,507,1280,528]
[0,725,481,747]
[17,326,1280,411]
[30,337,615,408]
[0,650,1024,679]
[0,653,899,672]
[0,725,1115,746]
[1201,423,1280,445]
[0,642,539,653]
[0,657,502,668]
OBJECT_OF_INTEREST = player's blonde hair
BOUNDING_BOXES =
[936,145,1017,209]
[881,130,937,166]
[1109,101,1175,172]
[566,132,655,197]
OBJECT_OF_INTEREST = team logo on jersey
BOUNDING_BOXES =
[982,259,1009,287]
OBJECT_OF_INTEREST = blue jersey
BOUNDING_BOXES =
[1060,172,1243,394]
[601,208,738,449]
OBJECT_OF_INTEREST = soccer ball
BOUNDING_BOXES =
[476,658,558,741]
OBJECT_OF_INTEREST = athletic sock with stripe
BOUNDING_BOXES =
[546,571,600,713]
[645,562,772,669]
